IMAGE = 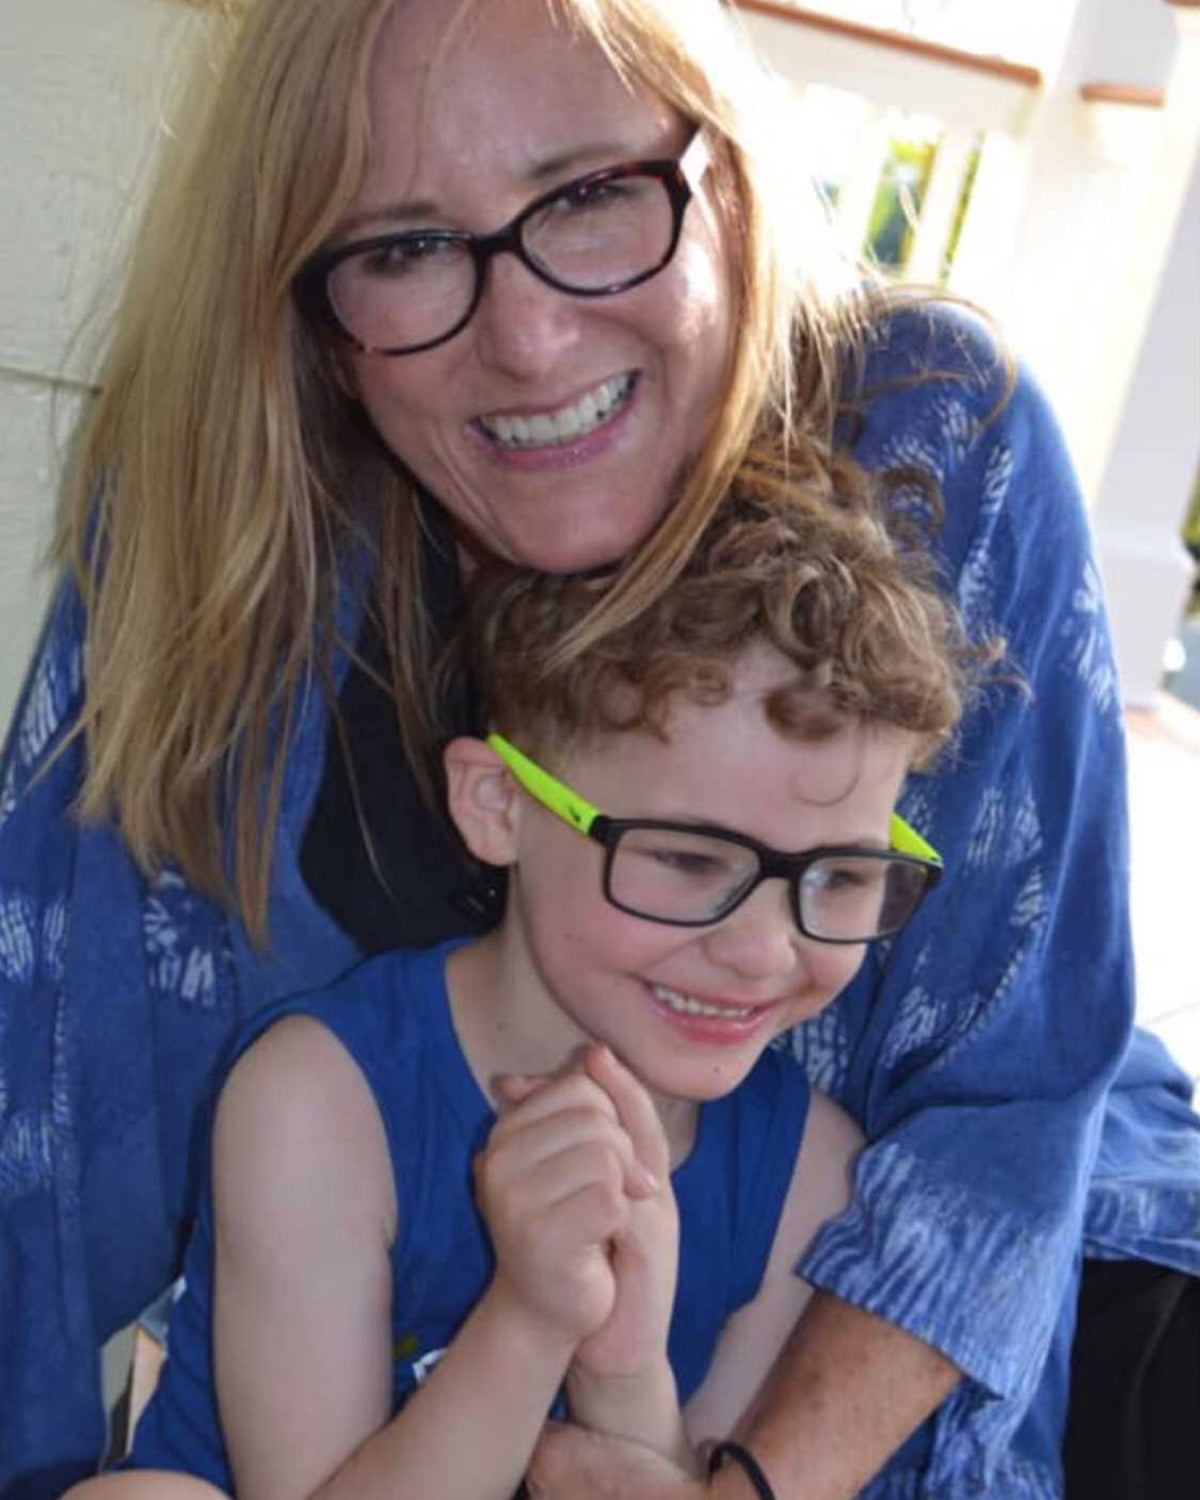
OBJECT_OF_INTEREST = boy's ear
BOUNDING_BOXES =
[444,737,521,866]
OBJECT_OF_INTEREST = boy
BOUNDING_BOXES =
[83,471,977,1500]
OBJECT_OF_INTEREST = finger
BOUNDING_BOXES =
[584,1045,670,1188]
[494,1072,548,1108]
[488,1100,633,1170]
[479,1107,632,1225]
[527,1171,631,1258]
[529,1419,610,1496]
[495,1044,604,1111]
[487,1134,631,1232]
[489,1097,655,1205]
[529,1418,691,1497]
[493,1068,619,1132]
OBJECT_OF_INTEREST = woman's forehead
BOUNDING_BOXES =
[357,0,679,219]
[371,0,652,131]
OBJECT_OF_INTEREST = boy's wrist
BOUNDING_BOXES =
[565,1352,675,1408]
[476,1279,581,1371]
[566,1359,696,1473]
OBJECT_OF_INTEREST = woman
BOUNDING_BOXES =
[0,0,1195,1496]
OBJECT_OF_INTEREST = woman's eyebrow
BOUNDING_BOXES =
[336,140,649,239]
[336,197,444,239]
[525,140,635,184]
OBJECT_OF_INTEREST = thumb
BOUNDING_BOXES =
[527,1420,605,1493]
[529,1418,696,1499]
[585,1045,671,1187]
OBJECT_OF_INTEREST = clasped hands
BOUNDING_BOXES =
[474,1043,681,1416]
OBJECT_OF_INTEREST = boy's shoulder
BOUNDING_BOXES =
[213,936,478,1219]
[242,936,465,1053]
[217,937,472,1136]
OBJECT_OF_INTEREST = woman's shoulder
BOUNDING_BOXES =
[852,294,1065,461]
[847,294,1083,572]
[856,295,1008,400]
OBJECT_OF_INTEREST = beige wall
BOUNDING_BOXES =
[0,0,205,733]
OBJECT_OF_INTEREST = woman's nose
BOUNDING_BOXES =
[700,879,802,983]
[470,250,580,380]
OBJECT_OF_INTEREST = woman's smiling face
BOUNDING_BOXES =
[339,0,734,572]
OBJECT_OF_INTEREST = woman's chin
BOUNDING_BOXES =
[456,501,671,576]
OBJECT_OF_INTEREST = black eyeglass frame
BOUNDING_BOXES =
[294,136,708,357]
[585,814,944,945]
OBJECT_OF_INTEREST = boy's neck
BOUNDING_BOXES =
[445,928,699,1169]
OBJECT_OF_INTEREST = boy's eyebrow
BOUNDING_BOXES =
[626,814,894,854]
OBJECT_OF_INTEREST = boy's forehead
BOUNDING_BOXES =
[657,689,873,808]
[562,646,913,813]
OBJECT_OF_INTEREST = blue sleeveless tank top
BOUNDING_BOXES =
[128,939,811,1485]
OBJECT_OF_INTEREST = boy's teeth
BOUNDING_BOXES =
[651,984,755,1021]
[482,374,632,448]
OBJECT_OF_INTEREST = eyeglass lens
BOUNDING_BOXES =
[325,168,678,353]
[607,826,930,941]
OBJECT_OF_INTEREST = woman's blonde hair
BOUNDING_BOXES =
[58,0,889,942]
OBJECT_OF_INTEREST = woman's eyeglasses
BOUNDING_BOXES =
[487,734,944,945]
[296,134,710,357]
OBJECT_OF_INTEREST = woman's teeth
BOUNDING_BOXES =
[651,983,756,1021]
[480,374,633,448]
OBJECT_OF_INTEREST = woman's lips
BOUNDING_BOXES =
[474,373,636,452]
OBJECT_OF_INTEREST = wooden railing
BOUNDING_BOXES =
[733,1,1043,287]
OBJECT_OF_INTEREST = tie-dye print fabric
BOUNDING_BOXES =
[2,307,1195,1497]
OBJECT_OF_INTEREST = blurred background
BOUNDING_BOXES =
[2,0,1197,1088]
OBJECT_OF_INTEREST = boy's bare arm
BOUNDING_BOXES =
[699,1090,962,1499]
[685,1090,861,1443]
[212,1018,586,1500]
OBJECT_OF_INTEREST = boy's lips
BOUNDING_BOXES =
[648,981,775,1023]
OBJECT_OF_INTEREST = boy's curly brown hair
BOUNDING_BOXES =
[462,447,998,770]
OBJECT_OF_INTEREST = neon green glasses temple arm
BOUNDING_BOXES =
[889,812,942,866]
[489,732,941,867]
[487,733,602,836]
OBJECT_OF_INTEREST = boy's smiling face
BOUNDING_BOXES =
[451,644,918,1110]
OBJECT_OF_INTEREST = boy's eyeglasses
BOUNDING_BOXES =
[487,734,943,946]
[296,134,710,356]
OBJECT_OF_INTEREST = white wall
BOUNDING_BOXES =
[0,0,205,734]
[1093,151,1200,706]
[994,0,1189,498]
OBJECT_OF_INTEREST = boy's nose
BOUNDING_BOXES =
[699,878,801,983]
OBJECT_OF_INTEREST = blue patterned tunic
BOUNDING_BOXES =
[1,306,1196,1498]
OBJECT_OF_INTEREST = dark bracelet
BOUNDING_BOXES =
[707,1440,777,1500]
